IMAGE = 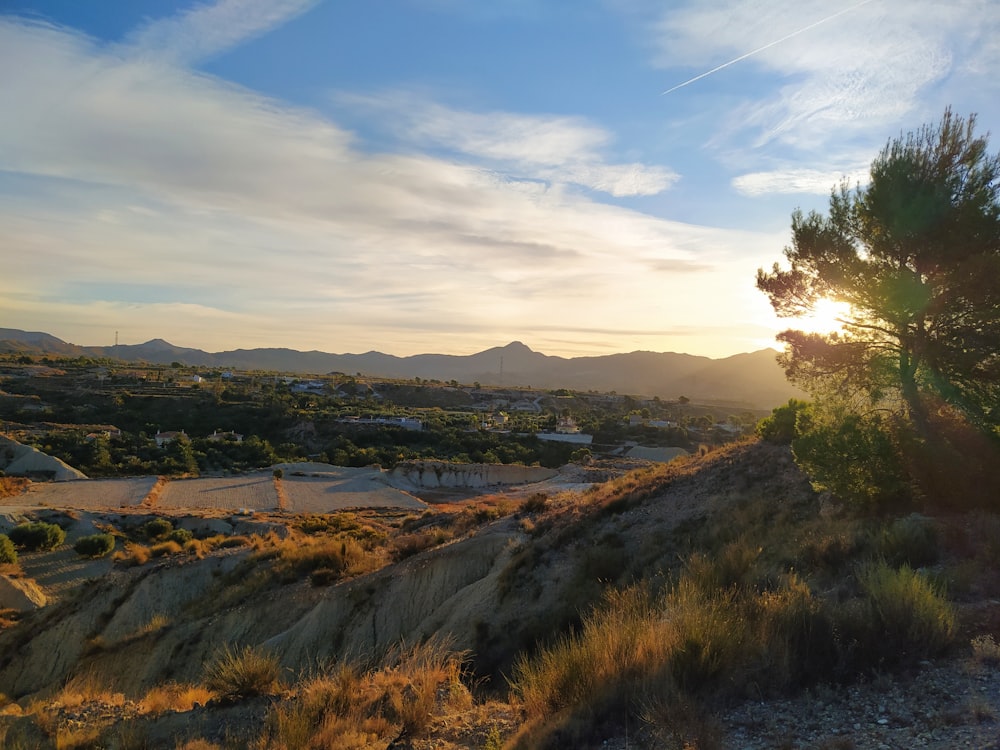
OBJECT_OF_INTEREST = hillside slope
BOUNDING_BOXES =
[1,443,997,749]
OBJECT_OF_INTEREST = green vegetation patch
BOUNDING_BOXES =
[0,534,16,564]
[8,521,66,551]
[73,533,116,558]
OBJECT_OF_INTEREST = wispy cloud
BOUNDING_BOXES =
[650,0,1000,166]
[732,166,869,196]
[121,0,319,65]
[343,94,679,197]
[0,16,772,356]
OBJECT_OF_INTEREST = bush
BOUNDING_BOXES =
[74,533,115,558]
[0,534,16,564]
[275,536,371,582]
[521,493,549,514]
[792,412,911,510]
[8,522,65,551]
[757,399,811,444]
[878,514,938,567]
[203,644,281,700]
[167,528,193,545]
[855,561,954,661]
[141,517,174,541]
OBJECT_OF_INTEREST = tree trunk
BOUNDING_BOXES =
[899,347,930,437]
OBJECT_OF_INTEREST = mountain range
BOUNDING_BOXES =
[0,329,800,409]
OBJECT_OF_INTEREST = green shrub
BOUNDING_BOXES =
[0,534,16,564]
[792,412,911,510]
[203,644,281,699]
[8,522,66,551]
[521,493,549,514]
[74,533,116,558]
[141,517,174,541]
[878,514,938,567]
[757,398,811,444]
[855,561,954,661]
[167,528,193,545]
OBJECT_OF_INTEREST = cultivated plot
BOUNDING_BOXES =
[156,475,279,511]
[281,474,426,512]
[20,477,158,508]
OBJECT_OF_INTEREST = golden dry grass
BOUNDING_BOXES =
[139,682,214,714]
[255,638,470,749]
[113,542,151,567]
[203,644,282,700]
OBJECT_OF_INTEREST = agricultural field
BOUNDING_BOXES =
[17,477,158,508]
[154,475,279,511]
[281,473,425,512]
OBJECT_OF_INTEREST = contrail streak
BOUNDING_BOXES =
[661,0,877,95]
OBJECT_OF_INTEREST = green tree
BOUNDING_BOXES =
[792,408,910,510]
[757,398,811,445]
[757,109,1000,436]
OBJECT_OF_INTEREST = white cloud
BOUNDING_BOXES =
[652,0,1000,153]
[732,166,869,196]
[343,94,679,197]
[121,0,319,64]
[0,16,770,358]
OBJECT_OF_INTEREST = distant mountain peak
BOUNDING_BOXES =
[0,328,801,408]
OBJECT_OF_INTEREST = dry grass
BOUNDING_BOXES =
[972,634,1000,665]
[255,638,470,749]
[0,476,30,499]
[256,532,385,585]
[54,672,126,710]
[150,540,184,558]
[510,546,955,747]
[54,724,104,750]
[140,682,214,714]
[113,542,151,567]
[203,644,282,700]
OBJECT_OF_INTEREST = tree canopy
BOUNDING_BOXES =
[757,109,1000,437]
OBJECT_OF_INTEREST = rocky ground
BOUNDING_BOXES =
[718,656,1000,750]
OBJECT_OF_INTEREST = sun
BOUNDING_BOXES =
[795,297,851,335]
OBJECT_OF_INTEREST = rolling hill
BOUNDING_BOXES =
[0,329,801,408]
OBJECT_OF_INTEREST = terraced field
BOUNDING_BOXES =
[19,477,158,508]
[154,475,279,511]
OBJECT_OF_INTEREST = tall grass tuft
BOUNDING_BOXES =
[203,644,282,700]
[510,545,956,747]
[257,638,470,749]
[856,561,955,658]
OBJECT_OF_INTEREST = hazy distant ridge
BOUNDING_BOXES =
[0,329,799,408]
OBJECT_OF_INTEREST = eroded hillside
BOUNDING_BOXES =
[1,442,999,749]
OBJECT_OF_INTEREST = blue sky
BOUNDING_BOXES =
[2,0,998,358]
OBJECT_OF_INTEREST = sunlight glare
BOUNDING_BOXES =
[796,297,850,334]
